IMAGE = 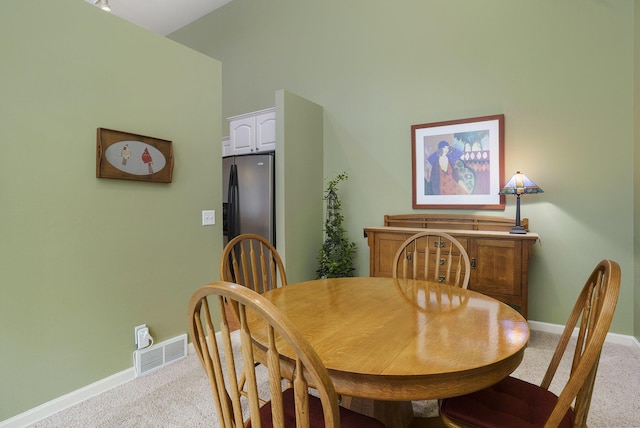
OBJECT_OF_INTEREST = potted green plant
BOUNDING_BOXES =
[316,172,357,278]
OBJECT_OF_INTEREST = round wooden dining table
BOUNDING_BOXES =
[251,276,529,426]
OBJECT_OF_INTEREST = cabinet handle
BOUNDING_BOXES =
[406,252,412,262]
[471,258,477,269]
[433,241,446,248]
[440,258,446,265]
[438,275,445,282]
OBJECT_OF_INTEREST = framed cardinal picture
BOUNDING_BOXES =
[411,114,505,209]
[96,128,174,183]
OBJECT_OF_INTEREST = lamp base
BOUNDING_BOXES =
[509,226,527,234]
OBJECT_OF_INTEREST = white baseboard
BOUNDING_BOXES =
[1,328,637,427]
[528,320,640,351]
[0,342,196,428]
[0,368,135,428]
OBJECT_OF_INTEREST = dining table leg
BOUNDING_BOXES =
[340,396,414,427]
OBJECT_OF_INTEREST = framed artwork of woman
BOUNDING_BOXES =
[411,115,504,209]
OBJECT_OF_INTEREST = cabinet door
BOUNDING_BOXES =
[469,239,522,296]
[222,136,232,157]
[255,110,276,152]
[229,116,255,155]
[371,231,414,277]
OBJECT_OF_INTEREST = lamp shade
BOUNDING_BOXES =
[499,171,543,195]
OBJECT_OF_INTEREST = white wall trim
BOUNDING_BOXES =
[0,368,135,428]
[0,344,198,428]
[528,320,640,351]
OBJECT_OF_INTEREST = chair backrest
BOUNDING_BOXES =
[220,233,287,293]
[542,259,621,427]
[391,231,470,289]
[188,281,340,428]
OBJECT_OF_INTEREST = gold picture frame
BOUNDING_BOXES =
[96,128,174,183]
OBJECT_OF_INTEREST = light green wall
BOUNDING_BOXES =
[635,0,640,341]
[172,0,636,336]
[0,0,221,420]
[275,90,324,283]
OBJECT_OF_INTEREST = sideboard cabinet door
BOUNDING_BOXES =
[469,239,524,312]
[370,231,412,277]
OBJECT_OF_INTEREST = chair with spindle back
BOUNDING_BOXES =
[188,281,385,428]
[392,231,470,289]
[220,233,288,404]
[221,233,287,293]
[439,259,621,428]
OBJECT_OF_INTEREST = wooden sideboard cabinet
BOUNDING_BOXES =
[364,214,539,318]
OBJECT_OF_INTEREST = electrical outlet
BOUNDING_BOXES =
[137,327,151,349]
[135,324,148,349]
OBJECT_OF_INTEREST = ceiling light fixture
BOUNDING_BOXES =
[94,0,111,12]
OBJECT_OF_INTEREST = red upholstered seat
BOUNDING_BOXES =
[250,388,385,428]
[440,376,574,428]
[440,260,621,428]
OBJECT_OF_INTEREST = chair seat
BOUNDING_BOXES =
[249,388,385,428]
[440,376,575,428]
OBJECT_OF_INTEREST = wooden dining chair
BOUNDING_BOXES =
[221,233,288,402]
[439,259,621,428]
[392,231,470,289]
[221,233,287,293]
[188,281,385,428]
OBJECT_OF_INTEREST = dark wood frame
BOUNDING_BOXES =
[96,128,174,183]
[411,114,505,209]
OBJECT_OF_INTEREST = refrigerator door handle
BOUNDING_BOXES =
[227,163,240,241]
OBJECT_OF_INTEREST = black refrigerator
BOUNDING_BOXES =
[222,152,276,246]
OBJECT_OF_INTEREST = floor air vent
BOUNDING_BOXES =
[134,334,187,376]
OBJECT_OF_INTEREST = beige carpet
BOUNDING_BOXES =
[29,330,640,427]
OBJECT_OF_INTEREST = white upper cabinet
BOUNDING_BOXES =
[255,110,276,152]
[226,108,276,155]
[222,136,232,157]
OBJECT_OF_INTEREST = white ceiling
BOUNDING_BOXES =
[84,0,232,36]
